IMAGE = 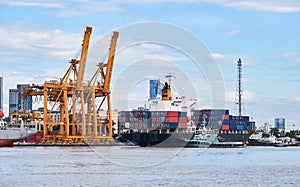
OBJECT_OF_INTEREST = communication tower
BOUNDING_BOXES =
[236,58,243,117]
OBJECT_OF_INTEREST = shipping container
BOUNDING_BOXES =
[222,120,229,124]
[221,124,230,130]
[169,122,178,129]
[222,115,229,120]
[167,111,179,117]
[192,109,229,130]
[230,115,249,121]
[229,123,237,130]
[179,117,187,123]
[178,112,187,117]
[178,122,187,129]
[166,116,178,123]
[237,125,245,130]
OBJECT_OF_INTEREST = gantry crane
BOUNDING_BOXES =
[86,31,119,142]
[22,27,119,144]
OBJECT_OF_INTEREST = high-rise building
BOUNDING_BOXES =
[9,89,18,114]
[9,84,32,115]
[275,118,285,131]
[17,84,32,111]
[0,77,3,111]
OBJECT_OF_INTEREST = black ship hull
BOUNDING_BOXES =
[121,132,194,147]
[247,139,277,146]
[121,130,254,147]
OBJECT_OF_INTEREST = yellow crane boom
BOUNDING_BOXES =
[77,26,92,89]
[103,31,119,92]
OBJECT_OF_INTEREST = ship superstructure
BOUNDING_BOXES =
[148,73,196,115]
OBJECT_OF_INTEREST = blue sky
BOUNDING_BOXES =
[0,0,299,130]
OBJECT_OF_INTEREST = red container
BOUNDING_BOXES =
[178,122,187,129]
[222,115,229,120]
[166,116,178,123]
[179,117,187,123]
[221,124,230,130]
[166,111,179,117]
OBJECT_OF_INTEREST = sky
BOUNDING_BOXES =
[0,0,299,130]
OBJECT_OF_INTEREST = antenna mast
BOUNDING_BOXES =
[165,72,175,85]
[237,58,243,117]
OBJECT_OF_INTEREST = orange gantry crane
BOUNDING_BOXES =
[22,27,119,143]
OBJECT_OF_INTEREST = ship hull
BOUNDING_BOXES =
[121,131,253,147]
[0,125,38,147]
[0,139,14,147]
[210,141,245,148]
[121,132,193,147]
[247,139,277,146]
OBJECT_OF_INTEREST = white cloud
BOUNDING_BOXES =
[111,42,190,66]
[222,29,256,35]
[225,90,258,103]
[209,53,246,64]
[0,24,81,63]
[224,29,242,35]
[222,0,300,13]
[0,0,66,8]
[2,0,300,16]
[54,1,125,18]
[282,51,300,62]
[293,96,300,101]
[209,53,264,66]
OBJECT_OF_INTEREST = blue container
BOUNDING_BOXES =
[178,112,187,117]
[229,124,237,130]
[237,125,245,130]
[169,122,178,129]
[229,119,236,125]
[222,120,229,124]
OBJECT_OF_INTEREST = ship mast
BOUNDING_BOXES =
[166,72,175,86]
[236,58,243,117]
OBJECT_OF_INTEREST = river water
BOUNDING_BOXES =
[1,146,300,187]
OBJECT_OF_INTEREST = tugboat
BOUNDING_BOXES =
[185,131,217,148]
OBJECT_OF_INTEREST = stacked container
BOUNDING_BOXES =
[119,110,188,130]
[221,114,230,130]
[192,109,229,130]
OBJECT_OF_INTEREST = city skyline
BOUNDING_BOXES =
[0,1,299,130]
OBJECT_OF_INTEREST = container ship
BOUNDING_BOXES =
[120,73,197,147]
[119,59,256,147]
